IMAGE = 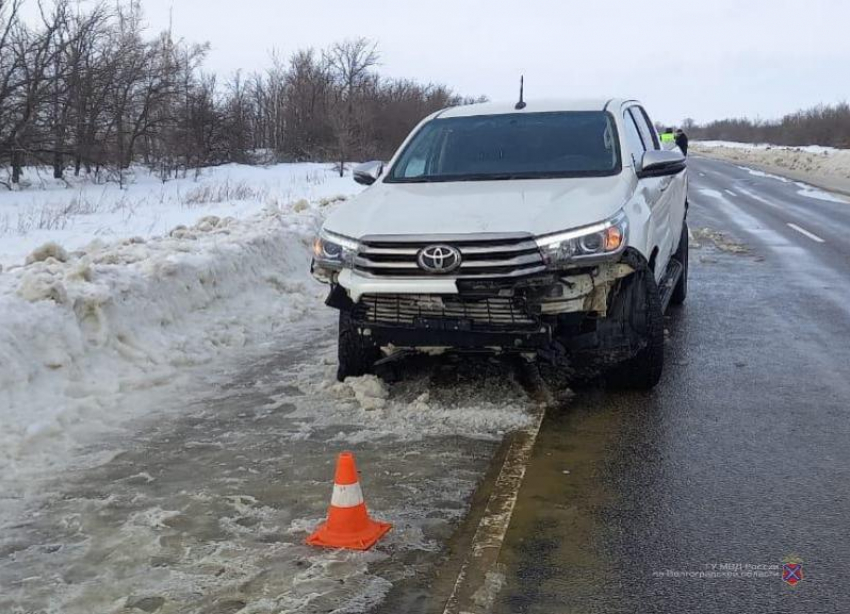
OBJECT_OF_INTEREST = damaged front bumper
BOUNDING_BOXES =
[320,257,637,354]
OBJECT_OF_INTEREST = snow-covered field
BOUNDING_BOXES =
[0,163,361,488]
[692,140,850,193]
[694,140,844,155]
[0,163,351,267]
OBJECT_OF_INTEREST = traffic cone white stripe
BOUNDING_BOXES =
[307,452,391,550]
[331,482,364,508]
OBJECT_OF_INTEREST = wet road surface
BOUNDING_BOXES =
[494,157,850,613]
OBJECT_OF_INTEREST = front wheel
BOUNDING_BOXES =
[607,267,665,390]
[337,311,381,382]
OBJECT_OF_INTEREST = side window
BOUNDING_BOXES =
[640,107,662,150]
[631,106,660,150]
[395,125,440,178]
[621,111,646,166]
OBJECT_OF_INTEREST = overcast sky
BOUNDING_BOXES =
[26,0,850,124]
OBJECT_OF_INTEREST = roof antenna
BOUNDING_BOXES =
[515,75,526,110]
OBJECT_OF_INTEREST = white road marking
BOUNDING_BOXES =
[442,370,549,614]
[787,223,825,243]
[724,189,737,197]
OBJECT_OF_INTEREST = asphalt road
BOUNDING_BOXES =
[493,157,850,613]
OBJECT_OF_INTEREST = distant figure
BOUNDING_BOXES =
[660,128,676,149]
[675,129,689,156]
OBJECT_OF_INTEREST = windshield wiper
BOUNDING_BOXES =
[390,175,443,183]
[390,173,529,183]
[450,173,526,181]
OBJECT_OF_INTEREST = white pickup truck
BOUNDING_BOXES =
[311,98,688,389]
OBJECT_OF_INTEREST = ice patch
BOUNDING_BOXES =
[283,354,537,443]
[794,182,848,203]
[724,165,846,203]
[698,188,725,200]
[736,166,791,183]
[128,506,184,530]
[125,471,156,484]
[333,375,390,410]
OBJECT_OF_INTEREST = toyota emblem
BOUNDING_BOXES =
[417,244,462,274]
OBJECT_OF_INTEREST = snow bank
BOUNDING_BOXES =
[0,163,362,478]
[695,140,844,155]
[692,141,850,193]
[0,211,311,471]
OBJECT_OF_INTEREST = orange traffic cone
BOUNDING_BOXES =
[306,451,392,550]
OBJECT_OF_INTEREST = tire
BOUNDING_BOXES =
[670,222,688,306]
[607,267,665,390]
[337,311,381,382]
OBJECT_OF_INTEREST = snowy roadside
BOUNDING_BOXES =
[0,163,352,267]
[1,341,538,614]
[694,140,845,155]
[692,141,850,196]
[0,162,543,614]
[0,163,362,493]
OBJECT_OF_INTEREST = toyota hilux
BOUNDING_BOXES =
[311,98,688,389]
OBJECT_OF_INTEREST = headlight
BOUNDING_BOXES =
[312,229,358,269]
[535,211,628,268]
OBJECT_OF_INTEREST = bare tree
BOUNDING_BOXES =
[1,0,70,183]
[325,38,379,176]
[689,103,850,148]
[0,0,25,186]
[0,3,476,187]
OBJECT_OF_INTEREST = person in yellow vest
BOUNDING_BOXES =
[660,128,676,147]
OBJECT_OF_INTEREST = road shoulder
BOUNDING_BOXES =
[692,147,850,197]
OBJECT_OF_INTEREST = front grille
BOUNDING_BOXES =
[354,233,546,279]
[353,294,538,329]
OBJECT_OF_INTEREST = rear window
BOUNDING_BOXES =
[386,111,621,183]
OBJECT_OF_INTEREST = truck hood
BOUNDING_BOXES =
[324,174,634,239]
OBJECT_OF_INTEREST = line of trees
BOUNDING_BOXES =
[686,102,850,149]
[0,0,481,187]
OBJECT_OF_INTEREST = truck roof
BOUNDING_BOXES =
[437,98,629,118]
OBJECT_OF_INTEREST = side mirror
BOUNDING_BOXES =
[637,150,686,179]
[353,161,384,186]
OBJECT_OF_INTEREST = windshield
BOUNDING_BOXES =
[386,111,620,183]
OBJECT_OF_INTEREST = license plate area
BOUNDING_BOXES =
[413,316,473,331]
